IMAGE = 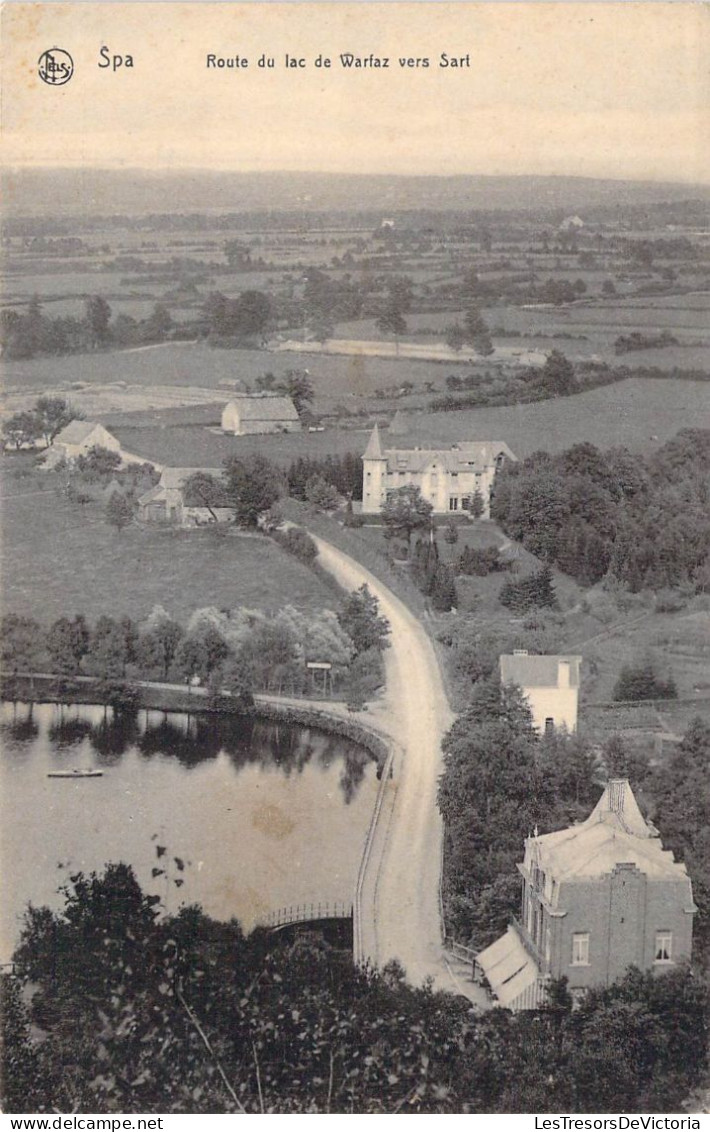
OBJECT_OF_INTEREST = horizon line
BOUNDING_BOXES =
[4,166,710,189]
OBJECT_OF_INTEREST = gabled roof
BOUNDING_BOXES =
[500,653,582,689]
[54,420,105,445]
[527,780,693,884]
[370,441,515,473]
[137,483,166,506]
[224,395,298,422]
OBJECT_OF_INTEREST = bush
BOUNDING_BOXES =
[456,546,507,577]
[271,526,318,563]
[613,660,678,702]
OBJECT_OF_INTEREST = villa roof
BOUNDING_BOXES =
[500,653,582,689]
[225,395,298,422]
[378,441,515,473]
[528,780,693,884]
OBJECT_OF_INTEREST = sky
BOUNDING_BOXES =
[2,3,708,183]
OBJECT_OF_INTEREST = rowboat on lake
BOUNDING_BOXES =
[47,769,103,779]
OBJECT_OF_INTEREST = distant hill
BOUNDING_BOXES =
[4,167,710,218]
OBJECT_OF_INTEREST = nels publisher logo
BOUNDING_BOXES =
[38,47,74,86]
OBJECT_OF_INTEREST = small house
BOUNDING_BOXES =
[137,467,230,526]
[500,651,582,735]
[49,421,122,464]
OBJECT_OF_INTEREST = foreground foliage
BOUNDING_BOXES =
[2,865,707,1114]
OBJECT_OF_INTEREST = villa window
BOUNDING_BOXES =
[449,497,459,511]
[544,717,555,735]
[461,495,471,509]
[571,932,590,966]
[655,931,672,963]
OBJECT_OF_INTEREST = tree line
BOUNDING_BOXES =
[492,429,710,590]
[0,295,178,360]
[0,586,389,707]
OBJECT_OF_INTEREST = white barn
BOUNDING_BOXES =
[221,395,300,436]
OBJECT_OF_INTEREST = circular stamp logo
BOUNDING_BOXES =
[38,47,74,86]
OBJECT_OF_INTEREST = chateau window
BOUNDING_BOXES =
[571,933,590,966]
[461,496,471,510]
[655,931,672,963]
[449,497,459,511]
[544,718,555,735]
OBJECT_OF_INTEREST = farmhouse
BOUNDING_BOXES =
[477,780,696,1011]
[49,421,122,464]
[221,394,300,435]
[500,651,582,734]
[137,467,230,526]
[361,424,515,516]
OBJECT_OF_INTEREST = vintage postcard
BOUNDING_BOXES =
[1,1,709,1117]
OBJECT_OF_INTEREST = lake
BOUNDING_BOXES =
[0,701,379,962]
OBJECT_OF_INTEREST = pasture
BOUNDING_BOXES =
[0,462,339,623]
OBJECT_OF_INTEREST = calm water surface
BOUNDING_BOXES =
[0,702,379,961]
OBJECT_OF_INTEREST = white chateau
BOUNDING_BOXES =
[361,425,516,516]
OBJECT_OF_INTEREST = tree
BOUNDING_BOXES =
[444,323,467,353]
[78,445,122,477]
[305,474,339,512]
[182,472,229,521]
[229,290,272,341]
[84,295,112,348]
[463,305,494,356]
[176,626,230,682]
[0,614,44,676]
[85,616,130,678]
[278,369,314,417]
[2,411,41,451]
[223,455,284,528]
[468,490,485,519]
[431,563,458,612]
[539,350,577,396]
[381,486,433,549]
[105,491,134,533]
[47,615,90,674]
[137,609,184,679]
[34,395,80,446]
[444,521,459,546]
[337,585,390,654]
[613,659,677,702]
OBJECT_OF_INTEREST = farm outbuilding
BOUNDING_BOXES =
[221,394,300,436]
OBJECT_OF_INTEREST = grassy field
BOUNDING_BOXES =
[107,376,710,469]
[0,463,339,623]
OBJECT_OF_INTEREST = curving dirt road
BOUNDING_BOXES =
[311,533,459,991]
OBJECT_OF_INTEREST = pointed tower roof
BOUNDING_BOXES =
[586,779,651,838]
[362,423,385,460]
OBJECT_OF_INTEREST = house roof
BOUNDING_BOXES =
[137,484,166,506]
[224,396,299,422]
[528,780,693,884]
[54,420,104,445]
[500,653,582,689]
[366,440,516,473]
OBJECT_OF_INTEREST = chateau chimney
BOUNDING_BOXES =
[558,660,571,688]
